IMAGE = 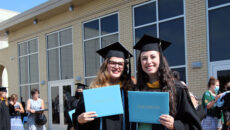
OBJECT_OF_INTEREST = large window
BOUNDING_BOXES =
[18,38,39,103]
[83,13,119,85]
[133,0,186,82]
[46,27,73,81]
[208,1,230,62]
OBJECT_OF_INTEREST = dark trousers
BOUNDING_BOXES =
[222,110,230,130]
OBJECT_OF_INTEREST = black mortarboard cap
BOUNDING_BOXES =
[75,83,87,89]
[133,34,171,52]
[0,87,7,92]
[96,42,133,59]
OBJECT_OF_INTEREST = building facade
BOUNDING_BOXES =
[0,0,230,129]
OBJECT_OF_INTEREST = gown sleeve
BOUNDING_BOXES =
[173,83,202,130]
[72,98,100,130]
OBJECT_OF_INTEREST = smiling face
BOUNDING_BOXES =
[140,50,160,77]
[107,57,125,80]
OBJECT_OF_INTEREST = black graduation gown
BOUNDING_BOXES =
[72,88,130,130]
[131,81,202,130]
[0,100,11,130]
[66,96,80,129]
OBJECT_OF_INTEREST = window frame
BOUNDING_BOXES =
[206,0,230,77]
[82,12,120,85]
[18,37,40,102]
[46,26,74,82]
[132,0,187,82]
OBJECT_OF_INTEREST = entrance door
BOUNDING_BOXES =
[212,63,230,91]
[48,79,74,130]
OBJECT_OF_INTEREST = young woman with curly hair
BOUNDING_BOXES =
[133,35,202,130]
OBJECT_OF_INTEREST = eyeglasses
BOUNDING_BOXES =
[108,60,125,68]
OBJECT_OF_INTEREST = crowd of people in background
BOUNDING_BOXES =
[0,34,230,130]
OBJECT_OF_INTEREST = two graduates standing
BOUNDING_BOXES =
[73,35,202,130]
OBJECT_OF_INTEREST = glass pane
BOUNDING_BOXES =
[101,34,119,48]
[84,20,99,39]
[51,87,60,124]
[171,67,186,83]
[28,39,38,53]
[48,49,60,81]
[63,85,72,125]
[60,45,73,79]
[19,42,27,56]
[208,0,230,8]
[85,78,94,86]
[209,6,230,61]
[217,70,230,91]
[101,14,118,35]
[134,2,156,26]
[60,28,72,45]
[29,54,39,83]
[159,18,185,66]
[47,32,58,49]
[135,24,157,44]
[20,86,29,107]
[30,84,39,91]
[19,57,29,84]
[158,0,183,20]
[84,39,100,77]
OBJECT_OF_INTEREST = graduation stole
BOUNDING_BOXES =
[147,80,160,89]
[118,82,123,88]
[0,97,4,101]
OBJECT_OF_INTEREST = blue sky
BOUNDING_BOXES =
[0,0,48,13]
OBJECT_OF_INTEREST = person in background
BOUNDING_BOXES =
[73,42,134,130]
[9,94,25,130]
[214,80,223,130]
[133,35,201,130]
[0,87,11,130]
[66,83,87,130]
[26,88,46,130]
[221,81,230,130]
[201,77,222,130]
[172,71,180,81]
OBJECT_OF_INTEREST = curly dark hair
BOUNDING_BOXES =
[136,52,177,116]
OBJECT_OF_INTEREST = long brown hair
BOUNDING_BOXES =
[89,58,133,91]
[136,53,177,116]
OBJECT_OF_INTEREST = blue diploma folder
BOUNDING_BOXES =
[128,91,169,124]
[83,85,124,117]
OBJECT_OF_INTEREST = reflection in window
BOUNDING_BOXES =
[208,0,230,8]
[158,0,183,20]
[51,87,60,124]
[84,20,99,39]
[48,49,59,81]
[217,70,230,91]
[159,18,185,66]
[63,85,71,124]
[84,39,100,77]
[171,67,186,83]
[47,28,73,81]
[134,2,156,26]
[135,25,157,44]
[209,6,230,61]
[83,13,119,85]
